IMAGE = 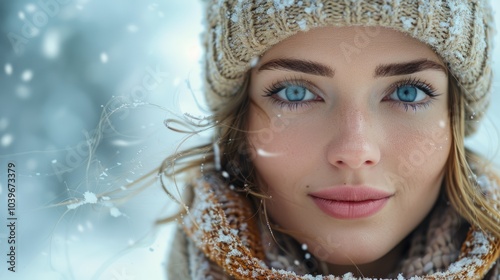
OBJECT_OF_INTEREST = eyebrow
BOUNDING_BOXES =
[374,59,447,77]
[257,58,447,78]
[258,58,335,77]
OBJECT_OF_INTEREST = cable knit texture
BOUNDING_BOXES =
[202,0,495,135]
[167,173,500,279]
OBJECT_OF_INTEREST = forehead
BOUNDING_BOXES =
[259,26,444,69]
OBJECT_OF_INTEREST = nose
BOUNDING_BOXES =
[327,108,381,169]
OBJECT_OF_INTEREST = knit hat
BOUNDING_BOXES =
[202,0,495,136]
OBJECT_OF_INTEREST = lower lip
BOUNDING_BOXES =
[311,197,389,219]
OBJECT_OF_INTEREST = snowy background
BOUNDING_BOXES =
[0,1,498,280]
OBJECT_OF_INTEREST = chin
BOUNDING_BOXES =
[300,233,397,266]
[315,247,384,265]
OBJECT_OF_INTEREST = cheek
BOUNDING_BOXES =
[386,120,451,246]
[385,116,451,218]
[246,105,320,194]
[390,118,451,180]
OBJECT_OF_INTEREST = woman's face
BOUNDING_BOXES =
[248,27,451,269]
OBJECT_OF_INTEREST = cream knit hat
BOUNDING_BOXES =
[202,0,495,135]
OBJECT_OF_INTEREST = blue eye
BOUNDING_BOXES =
[276,85,316,102]
[263,80,322,111]
[389,85,427,103]
[384,78,440,112]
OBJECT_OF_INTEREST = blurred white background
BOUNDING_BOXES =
[0,1,205,279]
[0,1,498,280]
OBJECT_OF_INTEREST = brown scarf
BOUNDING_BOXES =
[175,174,500,279]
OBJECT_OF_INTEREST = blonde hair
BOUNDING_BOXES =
[445,75,500,238]
[159,73,500,240]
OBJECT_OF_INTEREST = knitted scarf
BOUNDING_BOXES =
[169,174,500,279]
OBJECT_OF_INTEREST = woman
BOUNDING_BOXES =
[165,0,500,278]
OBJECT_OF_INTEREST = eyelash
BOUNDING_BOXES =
[262,77,440,112]
[262,78,320,111]
[385,77,440,112]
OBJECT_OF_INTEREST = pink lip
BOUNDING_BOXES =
[309,186,392,219]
